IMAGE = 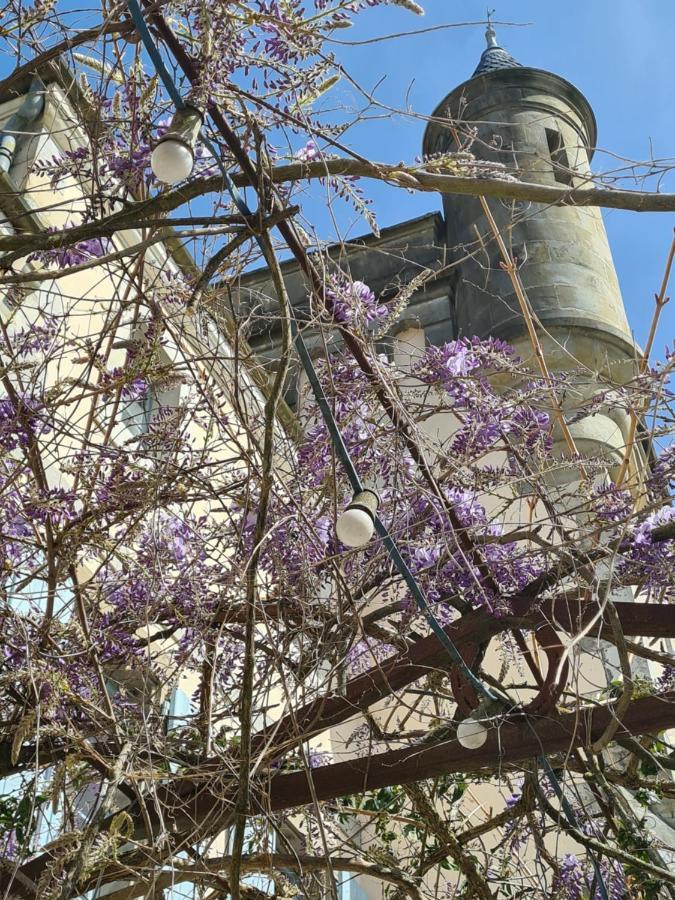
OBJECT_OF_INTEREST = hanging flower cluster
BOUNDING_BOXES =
[0,0,674,897]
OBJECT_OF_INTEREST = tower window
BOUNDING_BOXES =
[545,128,574,186]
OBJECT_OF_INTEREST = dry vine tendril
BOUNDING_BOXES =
[0,3,674,900]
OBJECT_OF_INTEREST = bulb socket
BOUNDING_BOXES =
[155,103,203,157]
[348,489,379,520]
[471,696,508,723]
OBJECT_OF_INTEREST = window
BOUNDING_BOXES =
[545,128,574,186]
[162,688,197,899]
[120,380,181,437]
[166,686,192,773]
[337,871,369,900]
[120,387,156,435]
[167,686,191,732]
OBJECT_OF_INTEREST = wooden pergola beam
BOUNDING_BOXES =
[265,692,675,811]
[254,599,675,754]
[5,695,674,900]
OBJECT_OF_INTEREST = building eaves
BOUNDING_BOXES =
[237,211,445,291]
[0,58,303,442]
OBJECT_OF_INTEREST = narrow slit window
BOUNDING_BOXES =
[546,127,574,185]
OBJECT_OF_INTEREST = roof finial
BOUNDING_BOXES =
[485,9,498,48]
[472,9,521,77]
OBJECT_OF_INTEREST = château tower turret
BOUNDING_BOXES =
[238,25,639,474]
[423,24,637,470]
[229,25,670,874]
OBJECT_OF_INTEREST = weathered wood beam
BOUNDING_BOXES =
[253,159,675,214]
[254,599,675,754]
[5,692,674,900]
[515,596,675,640]
[2,158,674,259]
[265,692,675,810]
[90,853,422,900]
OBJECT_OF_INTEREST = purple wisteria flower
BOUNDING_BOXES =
[632,505,675,547]
[593,482,633,523]
[604,518,669,606]
[2,317,58,357]
[100,368,148,401]
[295,140,320,162]
[0,395,50,451]
[595,860,627,900]
[28,233,110,269]
[554,854,586,899]
[649,443,675,493]
[121,378,149,402]
[308,748,333,768]
[0,829,18,861]
[23,488,77,526]
[656,665,675,692]
[323,277,387,328]
[413,340,481,390]
[347,638,397,676]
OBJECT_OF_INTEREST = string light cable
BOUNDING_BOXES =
[123,8,611,896]
[124,0,494,703]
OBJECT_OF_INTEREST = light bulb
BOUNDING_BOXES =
[151,139,194,184]
[456,716,488,750]
[336,490,379,549]
[336,506,375,548]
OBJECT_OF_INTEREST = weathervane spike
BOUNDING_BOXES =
[485,8,498,48]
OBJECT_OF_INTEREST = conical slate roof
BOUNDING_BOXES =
[472,23,522,77]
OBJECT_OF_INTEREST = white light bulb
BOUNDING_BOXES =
[151,139,194,184]
[456,716,488,750]
[336,506,375,548]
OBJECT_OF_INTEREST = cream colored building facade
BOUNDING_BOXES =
[0,67,291,899]
[1,29,674,900]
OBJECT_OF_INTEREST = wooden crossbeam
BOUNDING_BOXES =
[253,599,675,754]
[266,692,675,810]
[4,604,674,899]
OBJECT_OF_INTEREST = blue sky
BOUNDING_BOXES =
[4,1,673,356]
[297,0,675,357]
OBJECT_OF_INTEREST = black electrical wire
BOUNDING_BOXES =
[124,7,611,895]
[125,0,494,702]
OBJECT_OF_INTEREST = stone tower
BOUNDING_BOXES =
[423,24,637,470]
[233,25,673,865]
[239,26,639,478]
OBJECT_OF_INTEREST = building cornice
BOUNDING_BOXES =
[423,67,598,162]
